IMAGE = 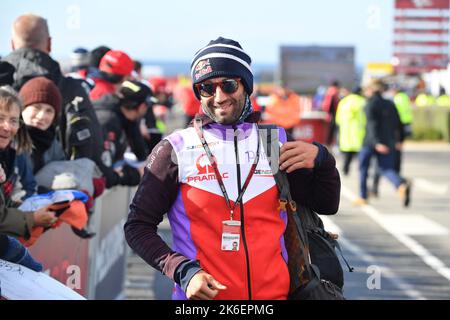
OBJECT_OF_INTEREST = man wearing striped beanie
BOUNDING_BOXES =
[190,37,254,124]
[125,37,341,301]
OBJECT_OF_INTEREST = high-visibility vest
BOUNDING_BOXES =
[394,92,413,124]
[415,93,435,107]
[335,94,366,152]
[264,93,301,129]
[436,95,450,107]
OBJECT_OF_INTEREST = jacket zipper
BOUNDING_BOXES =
[233,126,252,300]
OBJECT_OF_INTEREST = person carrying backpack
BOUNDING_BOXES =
[125,37,341,300]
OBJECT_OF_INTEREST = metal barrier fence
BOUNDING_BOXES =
[29,186,135,299]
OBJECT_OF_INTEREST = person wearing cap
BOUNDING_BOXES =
[89,49,134,101]
[69,47,90,76]
[19,77,66,174]
[66,47,95,93]
[3,14,107,195]
[124,37,340,300]
[92,80,150,187]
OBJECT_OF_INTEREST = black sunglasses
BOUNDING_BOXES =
[196,78,241,97]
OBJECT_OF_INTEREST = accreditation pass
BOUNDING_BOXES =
[221,220,241,251]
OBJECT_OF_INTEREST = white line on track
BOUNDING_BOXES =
[341,184,450,283]
[321,216,427,300]
[413,178,448,196]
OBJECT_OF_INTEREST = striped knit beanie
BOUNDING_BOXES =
[190,37,253,100]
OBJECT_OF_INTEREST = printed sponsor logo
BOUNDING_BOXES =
[194,59,213,80]
[186,141,219,150]
[187,153,229,183]
[254,169,273,177]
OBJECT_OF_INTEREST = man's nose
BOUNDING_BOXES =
[214,85,227,103]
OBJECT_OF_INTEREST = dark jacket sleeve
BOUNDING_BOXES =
[287,142,341,215]
[123,120,149,161]
[124,139,198,284]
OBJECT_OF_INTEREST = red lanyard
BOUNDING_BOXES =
[194,118,260,220]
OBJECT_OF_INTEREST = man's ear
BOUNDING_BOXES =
[11,39,16,50]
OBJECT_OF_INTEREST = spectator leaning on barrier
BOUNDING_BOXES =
[0,61,36,200]
[3,14,107,195]
[125,37,341,300]
[19,76,66,175]
[0,86,56,239]
[93,80,150,187]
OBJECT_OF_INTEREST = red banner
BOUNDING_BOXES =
[395,28,449,34]
[394,40,449,46]
[395,16,449,21]
[396,0,450,9]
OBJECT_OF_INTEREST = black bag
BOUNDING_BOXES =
[258,125,352,300]
[300,206,353,289]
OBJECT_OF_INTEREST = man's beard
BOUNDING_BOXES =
[201,95,246,124]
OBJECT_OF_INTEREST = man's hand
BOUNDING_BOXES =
[375,143,390,154]
[33,206,57,227]
[186,271,227,300]
[279,141,319,173]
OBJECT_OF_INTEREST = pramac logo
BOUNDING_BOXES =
[187,154,229,183]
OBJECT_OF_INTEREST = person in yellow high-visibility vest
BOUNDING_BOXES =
[415,91,435,107]
[436,87,450,107]
[335,86,366,176]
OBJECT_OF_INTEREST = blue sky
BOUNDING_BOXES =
[2,0,394,66]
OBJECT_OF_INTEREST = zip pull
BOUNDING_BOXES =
[335,241,354,272]
[230,209,234,221]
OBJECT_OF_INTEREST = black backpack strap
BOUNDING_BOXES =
[258,124,313,283]
[258,124,307,236]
